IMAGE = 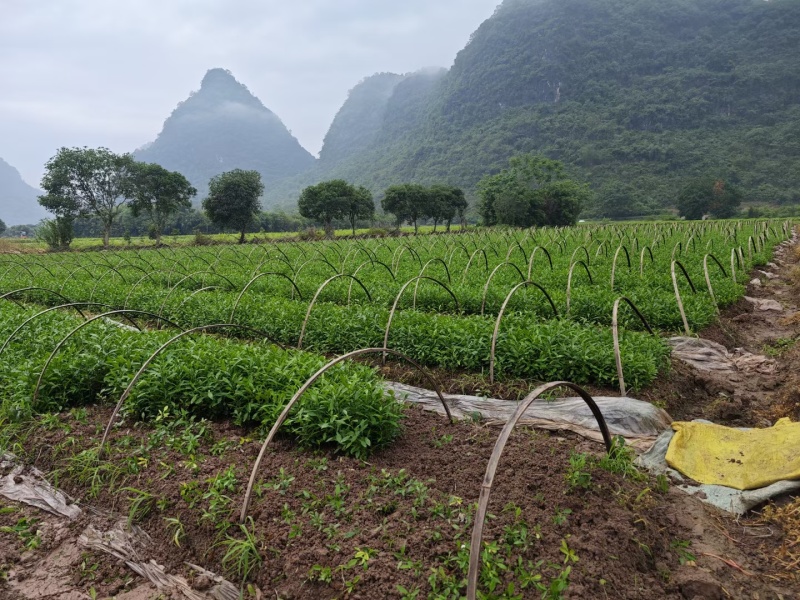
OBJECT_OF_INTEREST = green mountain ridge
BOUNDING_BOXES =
[266,0,800,215]
[0,158,46,226]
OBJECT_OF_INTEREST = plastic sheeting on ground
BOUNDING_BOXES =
[385,381,672,451]
[668,337,777,374]
[0,452,240,600]
[637,424,800,515]
[0,453,81,519]
[666,418,800,490]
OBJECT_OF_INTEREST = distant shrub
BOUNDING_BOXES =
[298,227,324,241]
[194,231,213,246]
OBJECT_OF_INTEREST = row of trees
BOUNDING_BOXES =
[39,147,197,248]
[38,147,268,248]
[35,147,737,250]
[297,180,468,238]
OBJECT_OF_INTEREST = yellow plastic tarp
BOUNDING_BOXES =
[665,418,800,490]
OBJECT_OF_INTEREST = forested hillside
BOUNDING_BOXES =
[265,0,800,216]
[0,158,46,225]
[136,68,315,200]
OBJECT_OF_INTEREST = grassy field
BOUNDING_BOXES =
[0,224,467,252]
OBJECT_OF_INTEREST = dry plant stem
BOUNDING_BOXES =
[466,381,612,600]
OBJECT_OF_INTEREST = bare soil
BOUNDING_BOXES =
[0,233,798,600]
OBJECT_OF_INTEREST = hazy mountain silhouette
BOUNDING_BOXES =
[0,158,46,226]
[135,68,316,200]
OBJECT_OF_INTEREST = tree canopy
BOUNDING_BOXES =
[202,169,264,243]
[0,218,5,236]
[381,184,429,233]
[39,147,134,247]
[128,162,197,244]
[478,154,589,227]
[676,177,742,220]
[298,179,374,237]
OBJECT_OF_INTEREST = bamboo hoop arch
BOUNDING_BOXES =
[98,323,286,457]
[671,260,695,335]
[416,258,452,284]
[0,287,74,308]
[0,302,121,357]
[382,277,459,364]
[565,260,593,315]
[504,242,527,267]
[88,265,130,302]
[230,272,304,323]
[465,381,612,600]
[489,281,558,383]
[480,262,526,315]
[702,254,727,310]
[346,260,395,304]
[297,274,372,349]
[462,249,489,283]
[526,246,553,279]
[156,272,209,317]
[32,310,184,406]
[239,347,452,523]
[611,297,655,396]
[609,245,631,291]
[569,245,590,267]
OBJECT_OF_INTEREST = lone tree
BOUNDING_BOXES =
[202,169,264,243]
[381,183,428,233]
[676,177,742,220]
[427,184,467,232]
[128,162,196,245]
[40,147,135,248]
[298,179,374,238]
[347,186,375,235]
[477,154,589,227]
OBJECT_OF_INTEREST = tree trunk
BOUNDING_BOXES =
[433,220,438,233]
[325,219,334,239]
[446,219,452,232]
[156,230,162,246]
[351,216,356,236]
[239,229,246,244]
[102,225,111,249]
[413,219,418,234]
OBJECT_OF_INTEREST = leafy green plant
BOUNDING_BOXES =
[565,452,592,492]
[164,516,186,547]
[218,517,263,582]
[121,487,157,524]
[598,436,644,481]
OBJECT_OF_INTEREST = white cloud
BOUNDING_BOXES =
[0,0,500,185]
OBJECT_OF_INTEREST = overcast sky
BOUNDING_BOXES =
[0,0,501,187]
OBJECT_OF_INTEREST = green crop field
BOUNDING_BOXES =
[0,220,788,432]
